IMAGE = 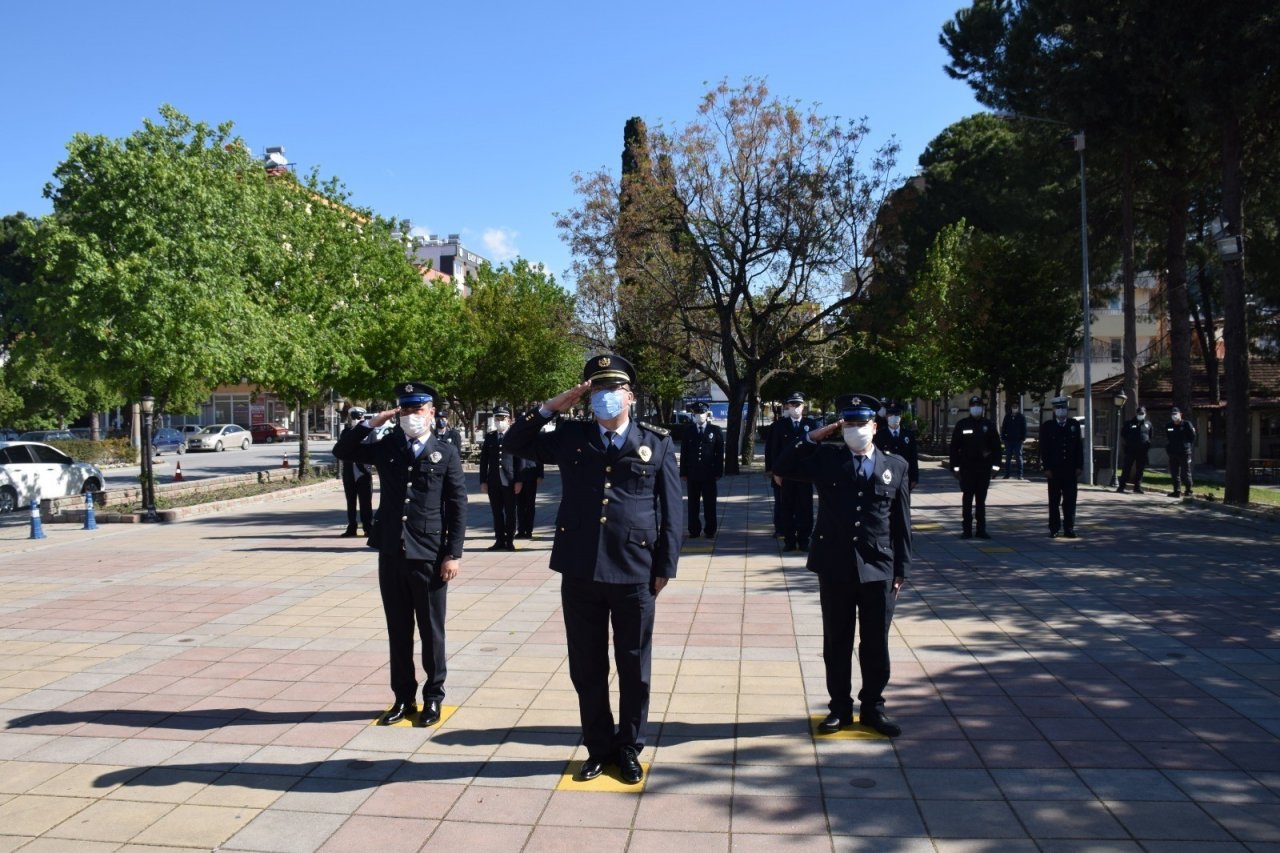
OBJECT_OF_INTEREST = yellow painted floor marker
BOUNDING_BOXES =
[556,759,650,792]
[369,704,459,728]
[809,715,888,740]
[979,546,1015,553]
[913,523,942,531]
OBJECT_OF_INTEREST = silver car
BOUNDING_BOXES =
[187,424,252,452]
[0,441,104,512]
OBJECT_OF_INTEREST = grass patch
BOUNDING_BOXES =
[108,475,327,513]
[1134,471,1280,508]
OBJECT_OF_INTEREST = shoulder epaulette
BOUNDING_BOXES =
[637,421,669,437]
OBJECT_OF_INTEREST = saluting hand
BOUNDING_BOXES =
[808,419,844,443]
[545,381,592,414]
[369,409,398,428]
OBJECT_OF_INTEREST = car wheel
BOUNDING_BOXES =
[215,441,224,452]
[266,435,275,444]
[81,479,102,494]
[0,486,16,514]
[177,444,186,455]
[152,445,161,457]
[242,439,250,450]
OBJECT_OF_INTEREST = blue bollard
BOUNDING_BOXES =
[29,489,46,540]
[83,491,98,531]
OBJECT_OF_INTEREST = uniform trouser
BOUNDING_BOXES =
[1004,443,1025,478]
[819,574,895,719]
[686,476,718,535]
[343,474,372,531]
[487,481,517,543]
[771,480,783,534]
[1118,449,1148,488]
[1046,468,1079,533]
[959,470,991,533]
[379,551,447,704]
[1169,452,1193,492]
[561,575,655,759]
[516,479,538,534]
[779,480,814,546]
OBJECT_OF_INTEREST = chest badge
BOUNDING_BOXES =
[637,446,652,462]
[429,451,442,463]
[882,468,893,484]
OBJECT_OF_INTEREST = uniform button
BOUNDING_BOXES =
[401,515,408,521]
[855,521,861,527]
[404,498,410,503]
[559,526,565,532]
[604,482,612,489]
[601,498,609,505]
[600,517,607,524]
[641,541,647,546]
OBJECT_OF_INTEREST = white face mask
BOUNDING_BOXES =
[887,416,902,429]
[787,406,803,420]
[494,419,509,433]
[1172,414,1182,423]
[843,424,875,453]
[402,413,430,438]
[969,406,983,417]
[1136,413,1145,421]
[694,413,709,426]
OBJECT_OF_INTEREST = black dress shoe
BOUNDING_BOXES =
[1133,487,1144,494]
[817,713,850,734]
[415,699,441,727]
[617,746,643,784]
[961,531,973,540]
[504,542,517,551]
[577,757,606,781]
[1049,531,1060,538]
[486,542,505,551]
[340,527,358,538]
[705,531,716,539]
[859,709,902,737]
[1063,530,1078,539]
[378,702,414,726]
[976,531,991,540]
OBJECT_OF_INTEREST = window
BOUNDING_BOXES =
[1110,338,1122,363]
[0,446,34,464]
[30,445,71,464]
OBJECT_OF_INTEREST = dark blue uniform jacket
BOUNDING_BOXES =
[679,422,724,480]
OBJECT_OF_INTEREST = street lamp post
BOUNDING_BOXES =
[139,395,160,523]
[1108,389,1127,488]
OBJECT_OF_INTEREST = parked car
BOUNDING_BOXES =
[187,424,251,452]
[179,425,203,436]
[18,430,75,442]
[250,423,293,444]
[0,441,103,512]
[151,427,187,455]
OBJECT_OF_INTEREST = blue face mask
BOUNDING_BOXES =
[591,389,627,419]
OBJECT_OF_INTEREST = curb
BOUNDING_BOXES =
[52,478,343,525]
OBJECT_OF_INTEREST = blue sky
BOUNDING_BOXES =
[2,0,980,284]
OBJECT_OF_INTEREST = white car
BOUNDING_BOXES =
[0,441,104,512]
[187,424,252,452]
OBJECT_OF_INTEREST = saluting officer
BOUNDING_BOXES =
[1040,396,1085,538]
[680,401,724,538]
[504,354,681,785]
[338,406,373,537]
[515,412,545,539]
[773,393,910,738]
[948,395,1002,539]
[1116,405,1153,494]
[873,403,919,490]
[332,382,467,727]
[767,392,819,551]
[1165,406,1197,498]
[479,406,524,551]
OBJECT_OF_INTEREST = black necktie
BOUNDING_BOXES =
[604,431,618,458]
[854,455,867,481]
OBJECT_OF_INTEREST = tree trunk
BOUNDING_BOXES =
[89,411,100,443]
[1121,148,1139,417]
[297,400,311,478]
[1219,114,1250,505]
[1164,192,1194,417]
[724,375,752,473]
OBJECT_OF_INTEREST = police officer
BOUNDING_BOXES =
[948,395,1002,539]
[766,392,819,551]
[338,407,373,537]
[1116,405,1153,494]
[1040,396,1084,538]
[504,354,681,785]
[873,403,919,490]
[774,393,910,738]
[479,406,524,551]
[515,413,545,539]
[435,412,463,454]
[1000,401,1028,479]
[1165,406,1197,497]
[332,382,467,727]
[680,401,724,538]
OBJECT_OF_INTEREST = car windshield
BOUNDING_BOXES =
[197,427,222,435]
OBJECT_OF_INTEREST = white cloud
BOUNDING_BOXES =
[482,227,520,261]
[409,224,432,239]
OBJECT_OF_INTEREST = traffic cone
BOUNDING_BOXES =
[282,452,290,468]
[174,462,184,482]
[29,490,46,540]
[83,491,98,531]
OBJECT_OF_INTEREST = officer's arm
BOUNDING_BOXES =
[772,437,820,482]
[503,409,561,464]
[678,430,690,477]
[333,423,378,464]
[654,439,682,580]
[442,446,468,561]
[714,430,725,479]
[890,468,912,582]
[948,423,963,470]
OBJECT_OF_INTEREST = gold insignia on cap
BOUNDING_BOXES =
[638,446,652,462]
[599,356,611,367]
[852,397,861,406]
[404,384,412,392]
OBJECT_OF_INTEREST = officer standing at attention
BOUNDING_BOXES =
[948,395,1002,539]
[479,406,524,551]
[434,412,463,454]
[504,354,681,785]
[1165,406,1197,498]
[333,382,466,727]
[773,393,910,737]
[1040,396,1085,538]
[338,407,373,537]
[680,401,724,538]
[1116,405,1153,494]
[515,411,545,539]
[873,403,919,491]
[767,392,819,551]
[1000,401,1028,479]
